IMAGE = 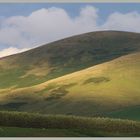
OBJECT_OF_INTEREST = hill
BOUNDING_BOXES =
[0,52,139,120]
[0,31,140,88]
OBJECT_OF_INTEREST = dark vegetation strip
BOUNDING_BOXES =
[0,111,139,135]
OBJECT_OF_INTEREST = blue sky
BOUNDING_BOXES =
[0,3,140,24]
[0,3,140,57]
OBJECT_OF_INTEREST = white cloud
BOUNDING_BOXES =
[0,47,30,58]
[0,6,99,58]
[0,5,140,58]
[102,11,140,32]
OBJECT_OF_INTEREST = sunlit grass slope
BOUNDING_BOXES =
[0,31,140,88]
[0,52,139,120]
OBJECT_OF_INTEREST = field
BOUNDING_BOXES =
[0,127,85,137]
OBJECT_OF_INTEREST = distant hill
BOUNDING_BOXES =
[0,31,140,88]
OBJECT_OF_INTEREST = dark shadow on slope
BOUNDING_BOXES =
[0,102,27,111]
[83,77,110,85]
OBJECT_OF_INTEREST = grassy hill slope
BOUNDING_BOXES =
[0,52,139,120]
[0,31,140,88]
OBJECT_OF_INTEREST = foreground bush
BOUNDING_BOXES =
[0,111,139,135]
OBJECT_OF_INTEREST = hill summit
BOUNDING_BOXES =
[0,31,140,88]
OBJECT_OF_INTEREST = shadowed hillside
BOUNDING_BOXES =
[0,31,140,88]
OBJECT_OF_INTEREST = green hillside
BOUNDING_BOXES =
[0,30,140,137]
[106,106,140,121]
[0,31,140,88]
[0,52,139,120]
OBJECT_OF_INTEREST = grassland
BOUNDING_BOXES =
[0,127,85,137]
[0,52,139,120]
[0,111,139,137]
[106,106,140,121]
[0,31,140,137]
